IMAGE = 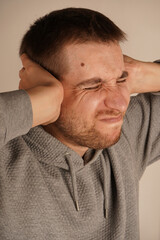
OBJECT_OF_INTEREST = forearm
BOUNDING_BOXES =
[124,56,160,94]
[0,90,32,146]
[26,84,63,127]
[132,61,160,94]
[19,54,64,128]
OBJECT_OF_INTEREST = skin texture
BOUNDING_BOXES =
[44,42,130,156]
[19,46,160,157]
[124,55,160,94]
[19,54,64,127]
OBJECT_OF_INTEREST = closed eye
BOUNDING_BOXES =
[116,78,127,83]
[84,84,102,90]
[117,71,128,83]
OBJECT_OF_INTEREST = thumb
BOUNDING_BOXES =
[123,55,134,63]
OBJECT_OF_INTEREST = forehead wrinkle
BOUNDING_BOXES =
[108,70,128,81]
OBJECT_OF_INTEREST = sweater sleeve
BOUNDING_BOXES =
[123,93,160,178]
[0,90,33,148]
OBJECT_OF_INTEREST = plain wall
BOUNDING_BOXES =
[0,0,160,239]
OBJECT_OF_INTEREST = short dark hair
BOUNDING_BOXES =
[19,8,126,79]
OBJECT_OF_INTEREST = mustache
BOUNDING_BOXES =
[95,110,125,118]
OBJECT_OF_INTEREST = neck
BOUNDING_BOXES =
[43,124,88,157]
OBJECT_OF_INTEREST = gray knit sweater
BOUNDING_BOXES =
[0,90,160,240]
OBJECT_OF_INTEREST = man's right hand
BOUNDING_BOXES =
[19,54,64,127]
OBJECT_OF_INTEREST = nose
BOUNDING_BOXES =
[102,88,129,113]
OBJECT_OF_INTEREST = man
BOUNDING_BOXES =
[0,7,160,240]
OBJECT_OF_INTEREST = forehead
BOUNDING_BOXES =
[61,42,124,83]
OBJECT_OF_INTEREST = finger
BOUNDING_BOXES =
[19,67,25,79]
[123,55,130,62]
[123,55,135,64]
[20,53,35,68]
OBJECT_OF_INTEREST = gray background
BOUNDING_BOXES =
[0,0,160,239]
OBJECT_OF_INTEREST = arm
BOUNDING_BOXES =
[123,56,160,178]
[124,56,160,94]
[123,93,160,178]
[19,54,64,127]
[0,54,63,147]
[0,89,33,147]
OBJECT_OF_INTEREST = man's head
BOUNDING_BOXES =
[20,8,130,154]
[19,7,126,79]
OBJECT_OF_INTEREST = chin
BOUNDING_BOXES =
[78,128,122,150]
[101,131,121,148]
[98,123,123,147]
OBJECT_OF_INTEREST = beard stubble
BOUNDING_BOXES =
[53,108,123,149]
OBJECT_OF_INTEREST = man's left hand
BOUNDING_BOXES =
[124,55,160,94]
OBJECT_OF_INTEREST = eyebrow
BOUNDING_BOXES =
[120,71,128,79]
[76,71,128,87]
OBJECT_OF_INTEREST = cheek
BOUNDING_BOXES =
[61,86,130,118]
[62,90,101,115]
[80,96,100,113]
[120,86,130,106]
[75,92,101,116]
